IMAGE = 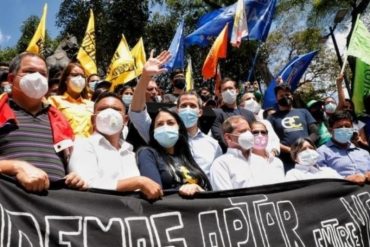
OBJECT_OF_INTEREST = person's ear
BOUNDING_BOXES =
[198,107,203,117]
[123,114,129,125]
[7,73,15,84]
[91,114,96,130]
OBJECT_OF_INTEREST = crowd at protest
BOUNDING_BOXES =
[0,50,370,201]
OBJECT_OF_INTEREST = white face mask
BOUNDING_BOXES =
[89,81,98,91]
[222,89,237,104]
[19,72,48,99]
[69,75,86,93]
[297,149,320,166]
[122,95,133,106]
[95,108,123,136]
[238,131,254,150]
[244,99,261,114]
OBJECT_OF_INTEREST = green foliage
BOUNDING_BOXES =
[16,15,54,55]
[0,47,18,63]
[56,0,149,72]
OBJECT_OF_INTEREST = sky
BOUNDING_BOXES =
[0,0,62,48]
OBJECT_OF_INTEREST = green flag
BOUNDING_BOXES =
[353,58,370,116]
[347,16,370,65]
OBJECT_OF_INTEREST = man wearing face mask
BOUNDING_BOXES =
[211,78,255,153]
[317,110,370,183]
[69,92,163,200]
[162,70,186,104]
[0,52,87,192]
[210,116,280,190]
[268,84,318,172]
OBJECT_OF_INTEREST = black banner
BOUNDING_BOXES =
[0,176,370,246]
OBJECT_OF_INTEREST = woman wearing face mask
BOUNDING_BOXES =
[115,84,134,110]
[114,84,135,141]
[49,63,94,137]
[136,108,212,196]
[250,121,285,182]
[286,138,343,181]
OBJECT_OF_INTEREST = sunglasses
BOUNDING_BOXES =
[252,130,268,135]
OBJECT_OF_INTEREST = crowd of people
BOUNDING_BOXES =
[0,50,370,200]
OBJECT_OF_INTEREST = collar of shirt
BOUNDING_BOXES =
[227,148,250,161]
[9,99,50,116]
[91,132,131,154]
[294,163,321,173]
[62,92,86,104]
[189,128,203,140]
[327,140,357,151]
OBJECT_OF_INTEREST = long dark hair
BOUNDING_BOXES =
[148,108,212,190]
[58,62,89,99]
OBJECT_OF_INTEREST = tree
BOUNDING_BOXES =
[56,0,150,72]
[0,47,18,63]
[16,15,55,55]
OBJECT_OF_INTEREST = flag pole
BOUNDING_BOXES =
[247,42,263,94]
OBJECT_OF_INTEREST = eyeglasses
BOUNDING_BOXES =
[251,130,268,135]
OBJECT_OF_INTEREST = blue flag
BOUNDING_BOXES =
[185,0,276,46]
[262,50,318,109]
[164,20,185,71]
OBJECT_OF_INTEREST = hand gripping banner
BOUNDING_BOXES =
[0,176,369,246]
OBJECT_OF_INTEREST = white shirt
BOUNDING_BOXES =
[129,106,222,178]
[188,130,222,178]
[210,148,285,191]
[285,164,343,181]
[69,132,140,190]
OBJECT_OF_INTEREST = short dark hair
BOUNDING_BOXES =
[328,110,353,128]
[221,77,237,89]
[91,81,112,102]
[93,91,125,112]
[177,91,203,108]
[274,83,292,96]
[170,69,184,80]
[9,52,47,75]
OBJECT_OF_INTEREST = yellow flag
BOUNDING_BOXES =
[131,38,146,76]
[26,4,47,54]
[77,9,97,76]
[105,34,136,90]
[185,58,194,92]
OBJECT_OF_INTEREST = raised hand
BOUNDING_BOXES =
[142,50,171,78]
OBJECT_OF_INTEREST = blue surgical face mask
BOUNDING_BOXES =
[154,125,179,148]
[122,95,133,106]
[178,107,199,128]
[325,102,337,114]
[333,127,353,144]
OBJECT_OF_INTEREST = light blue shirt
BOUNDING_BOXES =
[317,140,370,176]
[128,106,222,178]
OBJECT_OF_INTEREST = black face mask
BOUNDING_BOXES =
[311,110,324,121]
[201,94,211,102]
[174,79,186,89]
[277,96,292,107]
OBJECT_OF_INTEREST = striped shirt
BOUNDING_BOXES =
[0,100,66,181]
